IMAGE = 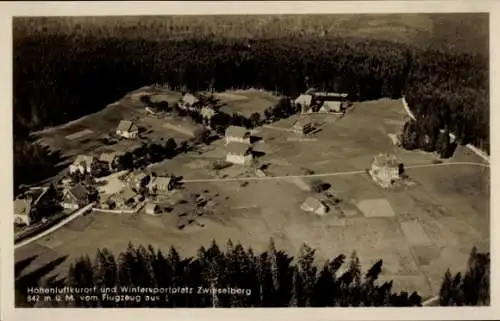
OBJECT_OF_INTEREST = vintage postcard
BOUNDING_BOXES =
[1,1,499,320]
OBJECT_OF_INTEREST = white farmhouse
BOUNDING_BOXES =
[226,142,253,165]
[116,120,139,139]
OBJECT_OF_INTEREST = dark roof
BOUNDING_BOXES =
[227,142,252,155]
[225,126,249,138]
[68,184,90,202]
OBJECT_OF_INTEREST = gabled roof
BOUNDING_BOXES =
[98,152,119,163]
[321,101,342,111]
[151,176,172,187]
[227,142,252,155]
[373,153,399,168]
[301,196,325,211]
[66,184,90,202]
[294,94,313,106]
[116,120,138,133]
[182,93,200,106]
[73,155,94,167]
[225,125,249,138]
[14,199,31,216]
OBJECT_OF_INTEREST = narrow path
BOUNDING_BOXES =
[181,161,489,184]
[14,203,95,250]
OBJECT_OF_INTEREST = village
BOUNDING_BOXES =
[13,82,490,300]
[14,87,416,237]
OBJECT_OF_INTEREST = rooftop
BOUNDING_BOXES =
[69,184,90,202]
[116,120,137,132]
[182,93,200,106]
[73,154,94,166]
[14,199,31,216]
[225,125,249,138]
[294,94,313,106]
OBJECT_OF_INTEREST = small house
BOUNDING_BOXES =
[14,198,33,226]
[98,152,120,171]
[294,94,313,113]
[179,93,201,110]
[226,142,253,165]
[148,176,174,194]
[144,202,161,216]
[69,155,96,175]
[368,153,401,188]
[225,125,251,145]
[292,118,314,135]
[319,101,342,113]
[116,120,139,139]
[61,184,90,210]
[300,196,329,216]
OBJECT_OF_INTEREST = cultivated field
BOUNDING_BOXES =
[16,97,489,300]
[214,89,281,118]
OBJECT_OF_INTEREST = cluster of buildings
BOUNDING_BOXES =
[69,152,121,176]
[14,187,50,226]
[294,91,349,114]
[100,171,175,212]
[224,125,253,165]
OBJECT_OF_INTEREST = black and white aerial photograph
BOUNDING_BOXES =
[7,2,494,316]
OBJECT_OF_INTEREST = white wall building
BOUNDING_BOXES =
[226,142,253,165]
[116,120,139,139]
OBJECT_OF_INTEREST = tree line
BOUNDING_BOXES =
[17,239,422,308]
[13,30,488,191]
[15,240,488,308]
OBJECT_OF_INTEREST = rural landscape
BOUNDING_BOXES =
[13,13,489,308]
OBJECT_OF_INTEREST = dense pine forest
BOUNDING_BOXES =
[13,15,489,188]
[15,240,488,307]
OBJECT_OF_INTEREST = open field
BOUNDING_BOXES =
[30,87,197,173]
[16,98,489,299]
[215,89,281,118]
